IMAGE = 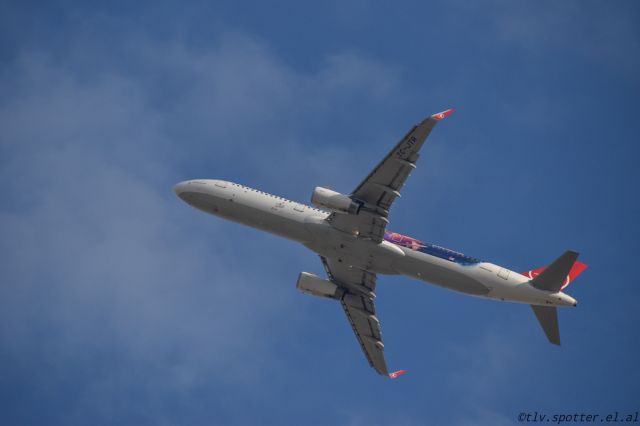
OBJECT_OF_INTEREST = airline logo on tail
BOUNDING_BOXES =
[522,261,588,290]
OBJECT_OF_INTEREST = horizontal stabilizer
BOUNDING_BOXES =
[531,305,560,345]
[522,260,587,290]
[531,250,579,292]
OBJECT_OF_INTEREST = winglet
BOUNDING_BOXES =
[431,108,455,121]
[388,370,408,379]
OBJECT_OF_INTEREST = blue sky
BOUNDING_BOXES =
[1,1,638,425]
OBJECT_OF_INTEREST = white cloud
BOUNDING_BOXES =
[0,30,404,420]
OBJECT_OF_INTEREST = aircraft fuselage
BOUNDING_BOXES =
[174,179,577,308]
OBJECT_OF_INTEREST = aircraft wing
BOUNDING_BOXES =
[328,109,454,242]
[321,256,389,375]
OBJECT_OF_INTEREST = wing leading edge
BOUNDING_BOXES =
[328,109,454,242]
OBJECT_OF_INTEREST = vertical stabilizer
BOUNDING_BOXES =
[531,305,560,345]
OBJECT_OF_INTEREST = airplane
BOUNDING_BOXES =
[174,109,587,378]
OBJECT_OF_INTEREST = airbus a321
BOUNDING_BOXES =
[174,109,587,378]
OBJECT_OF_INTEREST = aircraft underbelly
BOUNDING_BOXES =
[393,250,490,295]
[181,190,313,243]
[183,188,495,296]
[302,217,402,274]
[226,203,312,242]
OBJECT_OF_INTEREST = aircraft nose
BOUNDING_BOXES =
[173,181,190,199]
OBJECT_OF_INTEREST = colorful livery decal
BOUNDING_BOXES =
[385,231,426,250]
[384,231,481,266]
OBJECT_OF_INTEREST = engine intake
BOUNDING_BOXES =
[311,187,361,214]
[296,272,340,299]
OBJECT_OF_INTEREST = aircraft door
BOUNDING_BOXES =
[498,268,510,280]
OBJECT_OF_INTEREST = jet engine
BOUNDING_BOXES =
[296,272,341,299]
[311,187,361,214]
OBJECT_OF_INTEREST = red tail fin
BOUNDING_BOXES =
[521,261,588,290]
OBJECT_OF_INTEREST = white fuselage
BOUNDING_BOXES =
[174,180,577,308]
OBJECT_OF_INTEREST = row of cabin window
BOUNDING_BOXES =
[230,183,326,213]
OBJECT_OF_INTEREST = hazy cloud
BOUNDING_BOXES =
[0,30,405,424]
[1,2,638,424]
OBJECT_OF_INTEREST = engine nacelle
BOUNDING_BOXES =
[311,187,361,214]
[296,272,340,299]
